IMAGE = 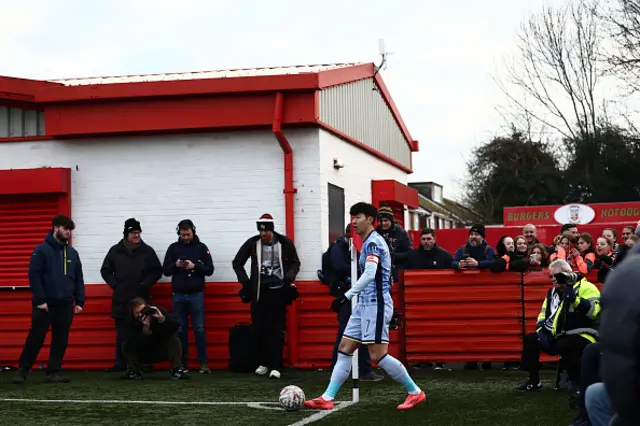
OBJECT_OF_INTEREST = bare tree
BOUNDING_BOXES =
[601,0,640,93]
[494,0,603,143]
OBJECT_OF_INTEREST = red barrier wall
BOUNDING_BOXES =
[0,280,402,370]
[403,270,523,363]
[0,271,603,369]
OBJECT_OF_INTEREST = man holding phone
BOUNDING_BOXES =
[451,224,495,270]
[162,219,214,373]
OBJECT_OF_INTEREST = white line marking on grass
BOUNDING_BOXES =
[0,398,269,406]
[287,401,356,426]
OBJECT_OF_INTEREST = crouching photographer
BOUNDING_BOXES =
[121,298,189,380]
[516,260,600,396]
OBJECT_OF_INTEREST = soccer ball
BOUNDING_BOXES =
[279,385,305,411]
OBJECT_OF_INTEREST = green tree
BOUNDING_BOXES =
[463,129,566,224]
[563,124,640,201]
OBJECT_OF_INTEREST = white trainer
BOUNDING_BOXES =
[255,366,268,376]
[269,370,281,379]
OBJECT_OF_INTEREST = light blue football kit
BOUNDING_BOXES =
[342,230,394,344]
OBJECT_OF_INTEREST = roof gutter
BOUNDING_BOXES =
[272,91,299,367]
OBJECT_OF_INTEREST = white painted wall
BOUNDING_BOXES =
[318,129,409,251]
[0,129,322,283]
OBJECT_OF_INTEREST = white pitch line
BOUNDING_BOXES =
[0,398,268,406]
[287,401,356,426]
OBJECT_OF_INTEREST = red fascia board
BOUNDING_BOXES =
[318,121,412,174]
[0,76,62,102]
[44,92,316,137]
[316,63,375,88]
[36,73,322,103]
[0,167,71,196]
[372,179,419,209]
[373,73,418,152]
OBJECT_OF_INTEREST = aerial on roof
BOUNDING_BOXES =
[49,62,362,86]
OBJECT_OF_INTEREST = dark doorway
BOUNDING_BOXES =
[328,183,345,244]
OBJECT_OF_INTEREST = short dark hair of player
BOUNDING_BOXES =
[349,202,377,220]
[52,215,75,230]
[421,228,435,237]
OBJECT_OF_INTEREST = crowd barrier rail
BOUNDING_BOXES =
[0,269,603,370]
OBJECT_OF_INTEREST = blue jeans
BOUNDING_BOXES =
[585,382,615,426]
[172,292,207,365]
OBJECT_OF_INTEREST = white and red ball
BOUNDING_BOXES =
[279,385,305,411]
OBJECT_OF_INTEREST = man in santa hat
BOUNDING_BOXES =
[232,213,301,379]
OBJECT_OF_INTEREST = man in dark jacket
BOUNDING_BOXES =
[100,218,162,372]
[162,219,214,373]
[375,204,411,282]
[404,228,452,270]
[232,213,300,379]
[328,225,383,382]
[451,223,495,270]
[13,215,85,384]
[598,243,640,425]
[121,298,189,380]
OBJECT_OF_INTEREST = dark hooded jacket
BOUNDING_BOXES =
[162,235,214,294]
[123,304,180,350]
[28,231,85,308]
[232,231,300,304]
[100,239,163,319]
[451,240,496,270]
[600,243,640,425]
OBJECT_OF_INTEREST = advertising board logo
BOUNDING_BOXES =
[553,203,596,225]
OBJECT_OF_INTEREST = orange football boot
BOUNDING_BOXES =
[304,397,335,410]
[397,391,426,410]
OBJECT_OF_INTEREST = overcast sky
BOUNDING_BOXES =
[1,0,573,200]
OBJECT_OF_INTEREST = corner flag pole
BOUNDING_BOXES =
[349,237,360,403]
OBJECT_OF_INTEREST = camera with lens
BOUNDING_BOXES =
[141,305,155,316]
[553,271,580,285]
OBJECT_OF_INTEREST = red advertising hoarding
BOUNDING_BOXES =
[503,201,640,227]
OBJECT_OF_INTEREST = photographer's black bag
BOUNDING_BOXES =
[228,322,258,373]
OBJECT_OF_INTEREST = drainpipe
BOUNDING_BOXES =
[272,91,299,367]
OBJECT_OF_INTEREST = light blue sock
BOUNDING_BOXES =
[378,354,422,395]
[321,352,352,401]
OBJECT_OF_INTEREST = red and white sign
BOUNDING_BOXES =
[504,201,640,226]
[553,204,596,225]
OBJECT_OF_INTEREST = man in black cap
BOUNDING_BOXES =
[232,213,300,379]
[100,218,162,372]
[451,223,495,270]
[12,215,85,384]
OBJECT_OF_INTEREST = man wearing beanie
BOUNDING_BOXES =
[100,218,163,372]
[232,213,301,379]
[451,223,495,271]
[375,204,411,282]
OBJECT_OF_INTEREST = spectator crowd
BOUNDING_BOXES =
[8,202,640,426]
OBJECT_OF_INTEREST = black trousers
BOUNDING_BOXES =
[250,290,286,371]
[331,302,373,375]
[521,332,590,385]
[17,303,74,374]
[114,318,126,368]
[578,342,602,416]
[122,335,183,372]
